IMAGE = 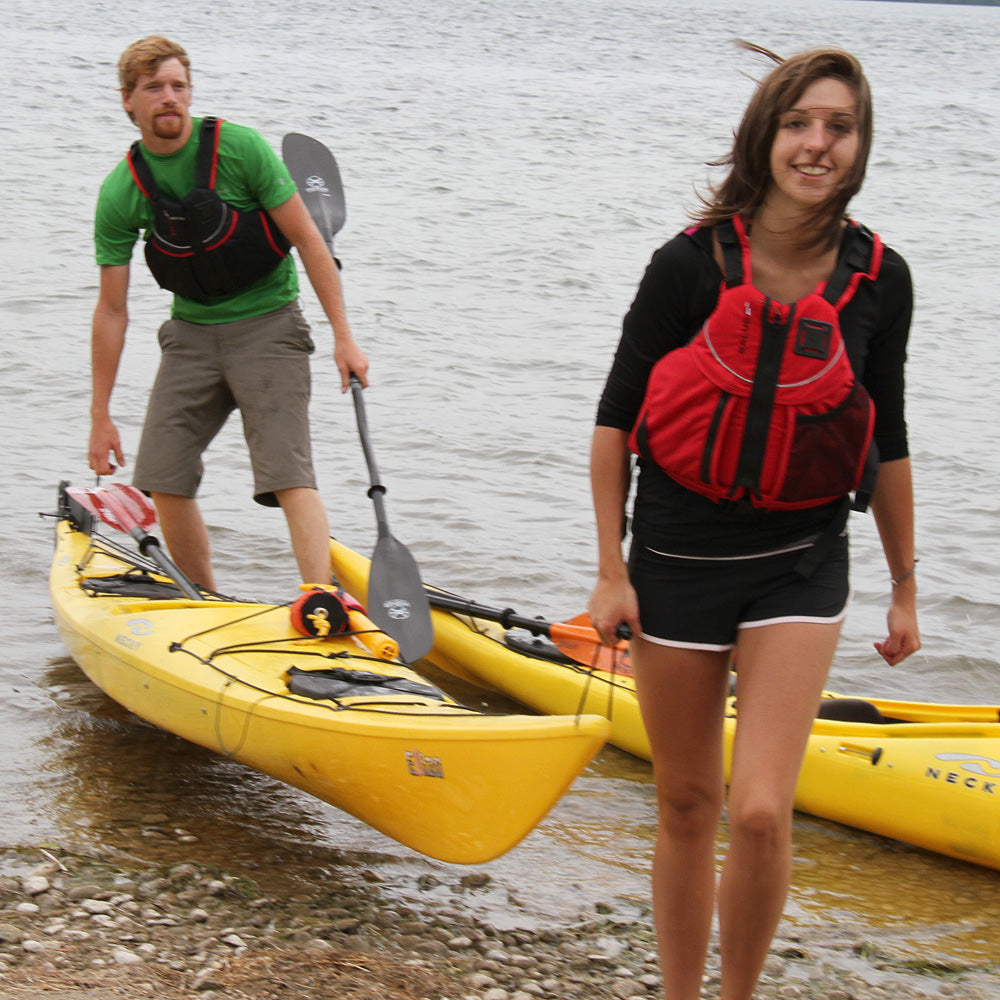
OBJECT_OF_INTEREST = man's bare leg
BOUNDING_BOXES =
[150,492,216,590]
[275,486,332,586]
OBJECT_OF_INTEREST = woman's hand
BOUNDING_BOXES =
[873,583,920,666]
[588,569,641,647]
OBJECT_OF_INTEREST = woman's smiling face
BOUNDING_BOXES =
[767,77,860,214]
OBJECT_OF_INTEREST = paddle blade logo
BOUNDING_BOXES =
[304,174,330,196]
[382,599,412,622]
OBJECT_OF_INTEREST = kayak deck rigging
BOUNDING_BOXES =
[67,528,483,718]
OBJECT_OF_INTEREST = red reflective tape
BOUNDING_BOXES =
[259,213,289,257]
[126,151,153,201]
[208,118,223,188]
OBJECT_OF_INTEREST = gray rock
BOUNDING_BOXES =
[20,876,50,896]
[80,898,113,914]
[111,946,143,965]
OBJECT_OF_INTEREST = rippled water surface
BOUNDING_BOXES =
[2,0,999,970]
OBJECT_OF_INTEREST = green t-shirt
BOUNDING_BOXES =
[95,117,298,324]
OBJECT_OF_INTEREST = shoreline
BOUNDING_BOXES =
[1,845,996,999]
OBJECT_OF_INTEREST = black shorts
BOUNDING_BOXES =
[627,533,850,651]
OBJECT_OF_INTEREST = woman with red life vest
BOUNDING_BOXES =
[588,45,920,1000]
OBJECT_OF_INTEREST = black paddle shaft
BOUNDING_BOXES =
[349,376,435,662]
[350,375,389,529]
[426,590,632,642]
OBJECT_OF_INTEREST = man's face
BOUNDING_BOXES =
[122,57,192,150]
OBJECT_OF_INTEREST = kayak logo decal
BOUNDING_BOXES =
[405,748,444,779]
[127,618,154,636]
[115,617,153,650]
[304,174,330,196]
[382,599,412,622]
[926,752,999,794]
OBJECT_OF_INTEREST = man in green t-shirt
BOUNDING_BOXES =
[89,35,369,592]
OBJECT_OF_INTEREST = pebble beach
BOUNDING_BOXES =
[1,846,997,1000]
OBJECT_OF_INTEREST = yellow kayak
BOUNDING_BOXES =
[48,492,609,865]
[330,537,1000,870]
[754,698,1000,871]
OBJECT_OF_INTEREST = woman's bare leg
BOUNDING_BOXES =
[632,639,732,1000]
[717,621,841,1000]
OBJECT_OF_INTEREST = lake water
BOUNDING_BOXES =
[2,0,999,971]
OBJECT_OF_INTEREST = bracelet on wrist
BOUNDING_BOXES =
[891,559,919,586]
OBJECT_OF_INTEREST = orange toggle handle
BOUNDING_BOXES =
[346,608,400,661]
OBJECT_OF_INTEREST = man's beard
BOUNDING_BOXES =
[152,113,185,140]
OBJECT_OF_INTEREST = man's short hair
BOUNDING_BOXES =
[118,35,191,95]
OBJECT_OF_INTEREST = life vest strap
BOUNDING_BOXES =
[714,217,883,304]
[717,217,748,288]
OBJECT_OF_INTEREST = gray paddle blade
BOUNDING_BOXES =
[281,132,346,251]
[367,533,435,662]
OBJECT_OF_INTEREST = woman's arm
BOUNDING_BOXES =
[587,425,641,645]
[869,456,921,665]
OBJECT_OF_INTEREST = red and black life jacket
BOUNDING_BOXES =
[629,216,883,512]
[127,117,291,303]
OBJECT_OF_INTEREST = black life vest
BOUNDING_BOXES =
[629,216,883,512]
[127,117,291,303]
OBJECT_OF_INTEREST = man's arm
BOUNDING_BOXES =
[89,264,130,475]
[268,193,369,392]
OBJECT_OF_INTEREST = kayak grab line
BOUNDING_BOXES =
[42,512,234,604]
[571,646,626,733]
[167,598,407,668]
[170,602,290,646]
[170,637,357,663]
[213,679,270,758]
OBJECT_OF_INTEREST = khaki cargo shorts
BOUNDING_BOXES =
[133,302,317,507]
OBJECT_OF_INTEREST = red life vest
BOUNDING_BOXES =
[629,216,883,511]
[127,117,291,303]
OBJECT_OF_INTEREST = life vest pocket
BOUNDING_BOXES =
[144,204,289,301]
[775,380,875,506]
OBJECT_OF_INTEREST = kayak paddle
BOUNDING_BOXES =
[63,483,203,601]
[281,132,434,661]
[281,132,346,258]
[350,375,435,662]
[425,590,631,673]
